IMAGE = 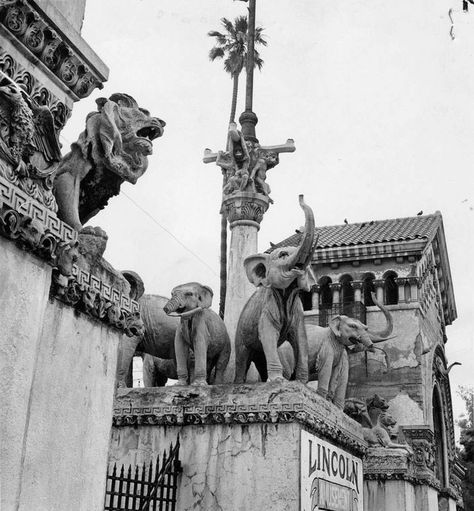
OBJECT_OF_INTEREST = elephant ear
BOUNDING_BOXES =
[243,253,270,287]
[198,285,213,309]
[122,270,145,300]
[329,316,342,337]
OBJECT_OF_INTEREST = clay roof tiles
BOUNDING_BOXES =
[269,212,441,251]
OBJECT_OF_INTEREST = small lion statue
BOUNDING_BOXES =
[54,93,165,231]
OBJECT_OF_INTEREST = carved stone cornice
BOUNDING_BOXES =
[0,48,71,130]
[222,191,270,229]
[113,381,367,456]
[0,176,142,337]
[0,0,107,101]
[363,447,442,491]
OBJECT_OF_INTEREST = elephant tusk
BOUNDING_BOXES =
[367,292,393,339]
[370,335,397,344]
[166,307,203,319]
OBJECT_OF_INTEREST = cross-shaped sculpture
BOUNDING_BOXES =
[203,122,295,203]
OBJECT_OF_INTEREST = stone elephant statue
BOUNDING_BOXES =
[234,195,317,383]
[163,282,231,386]
[278,292,394,408]
[115,293,179,387]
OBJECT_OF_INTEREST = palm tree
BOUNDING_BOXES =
[208,16,266,318]
[208,16,266,123]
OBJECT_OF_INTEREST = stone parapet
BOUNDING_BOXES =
[0,176,142,336]
[113,381,367,456]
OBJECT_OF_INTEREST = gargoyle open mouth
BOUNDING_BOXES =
[176,306,186,314]
[136,124,163,141]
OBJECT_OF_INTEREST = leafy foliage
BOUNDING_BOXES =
[457,385,474,508]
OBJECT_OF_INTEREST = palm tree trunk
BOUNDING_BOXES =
[219,193,227,319]
[229,73,239,123]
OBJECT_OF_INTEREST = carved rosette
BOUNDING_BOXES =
[222,191,270,230]
[0,0,105,100]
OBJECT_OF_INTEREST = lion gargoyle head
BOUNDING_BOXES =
[54,93,165,231]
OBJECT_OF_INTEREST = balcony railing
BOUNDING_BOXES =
[317,301,366,327]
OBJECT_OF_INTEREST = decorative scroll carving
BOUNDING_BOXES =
[0,69,62,210]
[113,393,367,456]
[0,49,72,130]
[54,93,165,231]
[0,0,105,99]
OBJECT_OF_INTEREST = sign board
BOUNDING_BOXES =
[300,430,363,511]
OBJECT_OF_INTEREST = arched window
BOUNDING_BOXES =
[362,273,375,306]
[384,271,398,305]
[340,274,354,315]
[319,276,332,309]
[432,386,447,486]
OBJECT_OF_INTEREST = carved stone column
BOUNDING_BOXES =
[330,283,341,305]
[395,277,408,303]
[351,281,363,302]
[373,279,385,304]
[408,277,420,302]
[222,191,270,382]
[311,285,320,312]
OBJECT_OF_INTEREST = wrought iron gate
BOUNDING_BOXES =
[104,438,181,511]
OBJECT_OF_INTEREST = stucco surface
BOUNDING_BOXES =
[0,240,51,509]
[364,480,416,511]
[0,238,121,511]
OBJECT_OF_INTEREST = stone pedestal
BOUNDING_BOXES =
[110,381,366,511]
[222,191,270,381]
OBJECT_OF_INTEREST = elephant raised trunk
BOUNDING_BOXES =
[290,194,316,270]
[367,292,393,341]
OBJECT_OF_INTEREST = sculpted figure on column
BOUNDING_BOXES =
[234,195,317,383]
[54,93,166,231]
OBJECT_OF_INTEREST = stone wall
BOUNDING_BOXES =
[111,382,366,511]
[0,237,122,511]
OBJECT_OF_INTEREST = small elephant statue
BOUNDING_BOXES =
[234,195,317,383]
[278,292,394,408]
[163,282,230,386]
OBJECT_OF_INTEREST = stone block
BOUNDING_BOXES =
[111,381,366,511]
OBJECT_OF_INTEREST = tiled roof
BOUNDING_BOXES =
[269,212,441,251]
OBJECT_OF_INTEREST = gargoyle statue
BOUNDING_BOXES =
[344,395,412,452]
[54,93,165,231]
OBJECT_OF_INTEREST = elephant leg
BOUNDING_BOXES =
[116,336,141,387]
[332,351,349,409]
[316,351,334,400]
[253,352,268,382]
[191,329,207,386]
[290,317,309,383]
[142,354,156,387]
[174,328,189,385]
[258,315,283,381]
[234,342,251,383]
[214,345,231,384]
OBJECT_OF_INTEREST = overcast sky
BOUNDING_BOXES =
[62,0,474,427]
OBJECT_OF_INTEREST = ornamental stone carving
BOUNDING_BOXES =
[0,0,106,99]
[54,93,165,231]
[221,191,270,228]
